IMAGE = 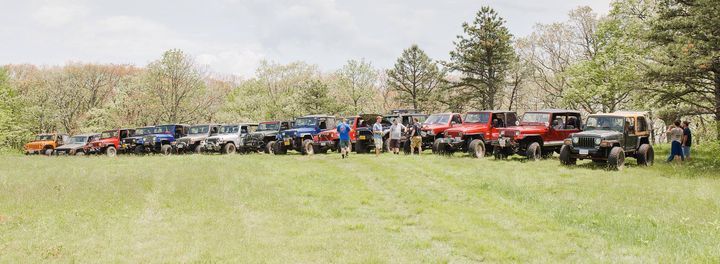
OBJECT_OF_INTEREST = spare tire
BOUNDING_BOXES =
[559,145,576,165]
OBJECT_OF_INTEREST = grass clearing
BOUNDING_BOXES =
[0,147,718,263]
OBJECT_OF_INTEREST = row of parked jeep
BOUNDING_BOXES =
[24,109,655,169]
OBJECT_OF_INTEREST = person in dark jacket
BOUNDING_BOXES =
[682,121,692,161]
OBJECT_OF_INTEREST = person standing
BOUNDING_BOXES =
[372,116,384,157]
[666,120,685,163]
[337,117,351,159]
[682,120,692,161]
[409,117,423,155]
[388,119,406,154]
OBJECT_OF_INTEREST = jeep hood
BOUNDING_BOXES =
[25,141,52,149]
[282,127,315,137]
[179,134,207,142]
[56,143,84,150]
[446,123,489,133]
[499,125,546,135]
[574,130,622,138]
[207,134,238,141]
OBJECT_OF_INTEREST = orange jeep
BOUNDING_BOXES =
[24,133,69,155]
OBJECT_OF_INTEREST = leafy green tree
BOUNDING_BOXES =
[0,68,31,149]
[447,6,515,110]
[336,59,378,113]
[386,45,445,112]
[646,0,720,139]
[298,79,345,115]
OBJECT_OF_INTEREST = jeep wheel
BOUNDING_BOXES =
[222,143,236,155]
[468,139,485,158]
[636,144,654,166]
[160,144,172,155]
[134,145,145,155]
[559,145,576,165]
[44,148,54,156]
[402,140,411,155]
[266,141,276,154]
[75,151,85,156]
[302,139,315,155]
[526,142,541,161]
[432,139,444,155]
[273,141,287,155]
[493,146,507,160]
[106,146,117,157]
[608,146,625,170]
[193,145,203,154]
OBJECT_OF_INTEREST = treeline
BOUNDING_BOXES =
[0,0,718,150]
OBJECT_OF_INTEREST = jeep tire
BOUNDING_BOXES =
[273,141,287,155]
[106,146,117,157]
[44,148,53,156]
[160,144,172,155]
[134,145,144,155]
[193,144,203,154]
[265,141,276,154]
[608,146,625,170]
[559,145,576,165]
[302,139,314,155]
[468,139,485,158]
[636,143,654,166]
[526,142,541,161]
[222,143,236,155]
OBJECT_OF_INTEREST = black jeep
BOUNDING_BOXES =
[245,121,292,153]
[559,112,654,170]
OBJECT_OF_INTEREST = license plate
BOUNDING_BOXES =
[579,149,589,155]
[122,144,127,149]
[499,139,506,147]
[320,142,326,146]
[454,137,462,142]
[359,136,366,140]
[284,140,290,146]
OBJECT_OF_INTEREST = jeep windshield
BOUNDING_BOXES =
[34,134,53,141]
[153,125,175,134]
[293,118,317,127]
[189,125,210,135]
[220,125,239,134]
[258,123,279,131]
[585,116,624,132]
[67,136,88,144]
[424,114,450,125]
[101,131,118,139]
[134,127,154,136]
[521,113,550,125]
[463,113,490,124]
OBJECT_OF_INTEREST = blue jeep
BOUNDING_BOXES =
[274,115,337,155]
[120,126,155,154]
[141,124,190,155]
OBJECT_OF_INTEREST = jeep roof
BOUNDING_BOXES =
[299,114,335,118]
[72,133,100,137]
[612,111,649,117]
[532,109,582,114]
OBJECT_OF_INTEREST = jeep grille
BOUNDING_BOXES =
[122,138,134,144]
[576,137,596,148]
[206,138,218,144]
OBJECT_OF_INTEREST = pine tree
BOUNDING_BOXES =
[386,45,445,112]
[447,6,515,110]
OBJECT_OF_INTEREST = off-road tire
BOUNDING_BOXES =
[526,142,541,161]
[44,148,53,156]
[265,141,276,154]
[222,143,236,154]
[608,146,625,170]
[468,139,485,158]
[433,138,444,155]
[273,141,287,155]
[559,145,576,165]
[302,139,314,155]
[402,140,411,155]
[75,151,85,156]
[134,145,144,155]
[636,144,654,166]
[106,146,117,157]
[193,144,202,154]
[160,144,172,155]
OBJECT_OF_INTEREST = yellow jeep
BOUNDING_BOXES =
[24,133,69,155]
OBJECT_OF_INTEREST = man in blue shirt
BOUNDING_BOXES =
[337,117,352,159]
[373,116,384,157]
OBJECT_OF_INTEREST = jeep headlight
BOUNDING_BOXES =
[428,130,434,136]
[500,131,505,136]
[594,138,602,145]
[572,137,579,144]
[514,131,521,137]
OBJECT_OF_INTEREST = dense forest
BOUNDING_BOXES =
[0,0,718,150]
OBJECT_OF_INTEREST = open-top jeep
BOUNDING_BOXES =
[141,124,190,155]
[274,115,336,155]
[352,114,392,153]
[89,128,135,157]
[435,111,517,158]
[24,133,69,155]
[492,109,582,160]
[559,111,654,170]
[246,121,292,154]
[175,124,221,154]
[418,113,463,153]
[54,133,100,156]
[203,123,258,154]
[120,126,154,154]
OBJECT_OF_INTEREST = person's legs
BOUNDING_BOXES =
[682,146,691,161]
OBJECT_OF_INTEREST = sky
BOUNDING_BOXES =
[0,0,611,77]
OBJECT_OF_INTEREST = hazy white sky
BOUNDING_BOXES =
[0,0,611,77]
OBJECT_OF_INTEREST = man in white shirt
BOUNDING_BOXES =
[388,119,406,154]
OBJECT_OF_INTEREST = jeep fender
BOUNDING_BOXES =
[520,135,543,146]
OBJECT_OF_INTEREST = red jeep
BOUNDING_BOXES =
[89,128,135,157]
[435,111,517,158]
[492,109,582,160]
[418,113,463,153]
[313,114,372,154]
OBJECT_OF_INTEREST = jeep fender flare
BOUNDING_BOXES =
[520,135,543,146]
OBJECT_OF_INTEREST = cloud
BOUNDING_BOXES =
[31,3,89,27]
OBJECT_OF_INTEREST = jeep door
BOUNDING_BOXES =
[624,117,639,151]
[549,113,581,145]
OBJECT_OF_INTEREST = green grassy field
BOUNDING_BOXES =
[1,147,718,263]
